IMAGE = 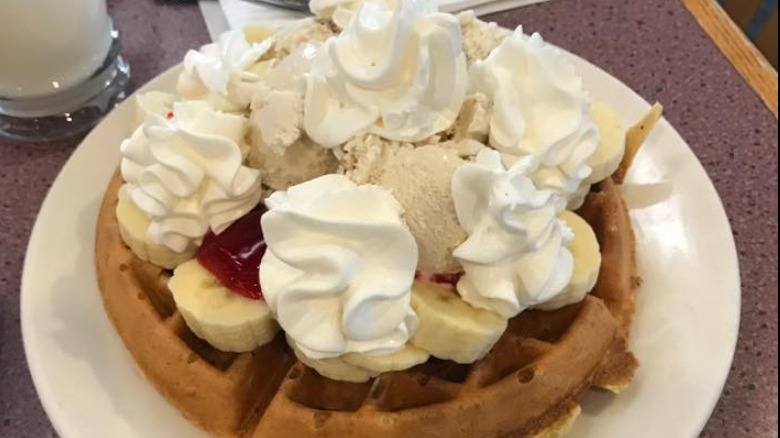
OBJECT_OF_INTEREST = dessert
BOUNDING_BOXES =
[95,1,662,436]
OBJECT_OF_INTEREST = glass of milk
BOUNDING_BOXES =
[0,0,130,142]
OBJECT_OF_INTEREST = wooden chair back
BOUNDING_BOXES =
[721,0,778,68]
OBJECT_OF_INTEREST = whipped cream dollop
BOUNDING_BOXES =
[470,27,598,203]
[177,29,273,111]
[303,0,467,148]
[310,0,362,29]
[120,101,262,252]
[259,174,419,359]
[451,149,574,318]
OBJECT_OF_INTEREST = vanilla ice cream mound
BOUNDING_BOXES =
[340,133,413,185]
[458,11,511,64]
[247,131,338,191]
[310,0,363,29]
[247,42,339,191]
[378,145,468,274]
[339,137,467,273]
[444,92,492,144]
[270,18,337,59]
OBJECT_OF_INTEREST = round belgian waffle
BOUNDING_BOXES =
[95,171,638,438]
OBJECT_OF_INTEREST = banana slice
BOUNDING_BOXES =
[587,101,626,184]
[169,259,279,353]
[343,344,430,374]
[410,281,507,364]
[287,336,376,383]
[535,211,601,311]
[288,338,428,381]
[134,91,177,126]
[116,185,193,269]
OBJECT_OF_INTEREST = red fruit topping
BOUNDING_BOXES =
[165,111,174,119]
[415,270,462,287]
[197,205,268,300]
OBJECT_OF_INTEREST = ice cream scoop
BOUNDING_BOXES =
[378,145,468,273]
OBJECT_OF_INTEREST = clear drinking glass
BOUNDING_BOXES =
[0,0,130,142]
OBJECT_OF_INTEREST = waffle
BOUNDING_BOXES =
[95,171,638,438]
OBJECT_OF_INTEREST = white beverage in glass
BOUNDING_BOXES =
[0,0,128,141]
[0,0,113,99]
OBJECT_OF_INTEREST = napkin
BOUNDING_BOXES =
[199,0,552,40]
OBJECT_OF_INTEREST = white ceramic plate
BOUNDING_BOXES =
[22,53,740,438]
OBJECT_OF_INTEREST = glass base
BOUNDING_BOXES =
[0,25,130,143]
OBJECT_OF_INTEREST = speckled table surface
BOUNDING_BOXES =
[0,0,776,437]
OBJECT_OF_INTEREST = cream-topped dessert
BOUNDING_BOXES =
[118,0,624,377]
[97,0,660,436]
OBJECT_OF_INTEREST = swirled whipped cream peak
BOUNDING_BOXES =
[120,100,262,253]
[177,29,273,111]
[259,174,419,359]
[470,27,598,203]
[303,0,467,148]
[452,149,575,318]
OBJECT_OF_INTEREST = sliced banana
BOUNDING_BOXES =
[287,336,376,383]
[535,211,601,311]
[134,91,177,126]
[288,338,428,381]
[342,344,430,374]
[410,281,507,364]
[116,185,193,270]
[587,101,626,184]
[169,259,279,353]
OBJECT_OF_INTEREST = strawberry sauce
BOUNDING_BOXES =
[197,205,267,300]
[415,271,462,287]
